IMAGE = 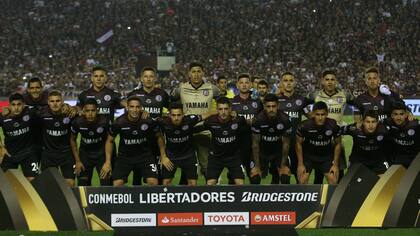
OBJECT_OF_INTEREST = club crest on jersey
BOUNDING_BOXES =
[141,124,148,131]
[296,99,302,106]
[146,99,152,104]
[97,127,104,133]
[155,95,162,102]
[63,117,70,124]
[243,105,249,110]
[277,124,284,130]
[22,115,30,122]
[231,123,238,130]
[104,95,111,101]
[222,131,228,136]
[252,102,258,109]
[88,131,94,136]
[13,122,19,128]
[182,125,189,131]
[407,129,415,136]
[132,130,138,135]
[325,130,333,136]
[54,122,60,127]
[286,103,292,108]
[377,135,384,141]
[202,90,209,96]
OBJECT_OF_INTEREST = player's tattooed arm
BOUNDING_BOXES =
[251,134,262,177]
[295,135,305,182]
[331,136,342,181]
[280,136,291,175]
[70,132,84,175]
[101,134,114,179]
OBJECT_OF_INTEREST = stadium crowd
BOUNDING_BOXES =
[0,0,419,98]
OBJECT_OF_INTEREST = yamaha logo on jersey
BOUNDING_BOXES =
[407,129,415,136]
[252,102,258,109]
[243,106,248,110]
[377,135,384,141]
[97,127,104,133]
[104,95,111,101]
[13,122,19,128]
[286,103,292,108]
[155,95,162,102]
[325,130,333,136]
[88,131,94,136]
[296,99,302,106]
[174,130,180,135]
[54,122,60,127]
[222,131,229,136]
[203,90,209,96]
[141,124,148,131]
[22,115,30,122]
[63,117,70,124]
[231,123,238,130]
[132,130,138,135]
[182,125,189,131]
[146,99,152,104]
[277,124,284,130]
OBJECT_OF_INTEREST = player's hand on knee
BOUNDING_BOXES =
[0,146,11,163]
[141,110,150,119]
[329,164,339,180]
[250,166,261,177]
[100,161,112,179]
[74,161,85,175]
[161,155,174,171]
[279,165,291,175]
[297,164,306,180]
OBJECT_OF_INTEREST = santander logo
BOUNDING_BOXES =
[157,213,202,226]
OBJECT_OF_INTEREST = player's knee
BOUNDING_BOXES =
[187,179,197,186]
[162,179,172,186]
[65,179,75,187]
[280,174,291,184]
[249,175,261,184]
[113,179,125,186]
[234,179,244,185]
[146,178,158,186]
[206,179,217,186]
[26,177,35,182]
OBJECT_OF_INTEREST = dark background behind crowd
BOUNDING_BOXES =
[0,0,419,98]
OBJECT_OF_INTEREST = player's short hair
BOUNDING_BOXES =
[28,77,43,87]
[48,90,62,98]
[391,102,408,112]
[217,76,227,83]
[322,69,336,78]
[281,71,295,78]
[257,80,268,87]
[237,73,251,81]
[263,94,278,104]
[189,62,204,70]
[9,93,24,103]
[365,67,379,75]
[169,102,183,112]
[312,101,328,112]
[141,66,156,75]
[84,98,98,107]
[126,96,142,105]
[363,110,379,121]
[216,97,231,107]
[92,65,107,73]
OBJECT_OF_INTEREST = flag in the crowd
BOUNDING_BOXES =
[377,53,385,63]
[96,29,113,44]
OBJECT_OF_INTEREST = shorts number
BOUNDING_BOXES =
[240,165,245,173]
[31,162,39,172]
[383,162,389,169]
[150,164,158,173]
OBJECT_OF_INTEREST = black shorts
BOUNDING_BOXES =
[350,160,389,175]
[391,154,415,169]
[259,152,282,178]
[41,150,75,179]
[303,154,333,174]
[113,157,158,181]
[1,151,39,177]
[78,149,106,179]
[207,154,244,180]
[161,152,198,180]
